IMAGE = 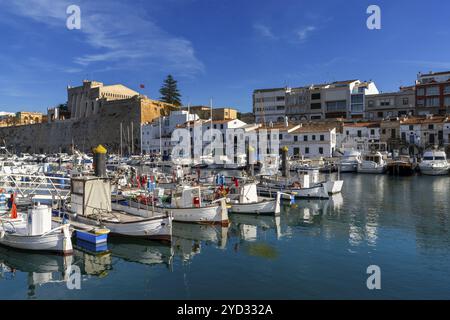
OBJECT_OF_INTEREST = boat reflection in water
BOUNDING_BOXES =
[230,214,281,241]
[282,194,344,226]
[227,214,282,260]
[107,238,173,269]
[0,246,74,298]
[172,222,229,263]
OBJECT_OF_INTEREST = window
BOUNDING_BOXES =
[311,115,322,120]
[220,124,224,129]
[293,147,300,155]
[370,129,375,135]
[311,93,321,100]
[391,129,396,138]
[428,124,434,130]
[213,124,217,129]
[401,132,406,141]
[303,135,308,141]
[368,100,374,107]
[312,135,316,141]
[357,130,362,138]
[294,135,298,142]
[319,147,323,155]
[380,99,391,106]
[403,98,409,105]
[276,96,285,101]
[276,106,285,110]
[305,147,309,154]
[445,96,450,107]
[426,86,439,96]
[279,134,283,140]
[382,129,386,134]
[311,103,322,110]
[444,85,450,95]
[426,97,439,107]
[417,99,425,107]
[326,100,347,111]
[320,135,324,141]
[417,88,425,96]
[346,130,349,136]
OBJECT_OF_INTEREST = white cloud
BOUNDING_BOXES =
[253,23,276,39]
[296,26,316,41]
[1,0,204,77]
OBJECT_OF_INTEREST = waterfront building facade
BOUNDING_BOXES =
[253,87,289,124]
[340,122,381,151]
[141,110,199,156]
[415,71,450,116]
[365,86,416,120]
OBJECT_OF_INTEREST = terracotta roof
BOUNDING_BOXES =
[343,122,380,128]
[291,125,335,133]
[400,116,448,125]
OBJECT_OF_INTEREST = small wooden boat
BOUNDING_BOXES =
[227,181,282,215]
[69,176,172,242]
[0,204,73,255]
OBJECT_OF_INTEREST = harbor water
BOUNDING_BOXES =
[1,173,450,299]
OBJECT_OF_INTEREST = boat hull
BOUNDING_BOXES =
[418,165,450,176]
[258,185,329,199]
[74,214,172,242]
[155,203,229,226]
[229,198,279,215]
[339,163,358,173]
[0,229,73,255]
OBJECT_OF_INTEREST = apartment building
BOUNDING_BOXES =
[253,87,289,124]
[415,71,450,115]
[399,115,448,148]
[141,110,199,156]
[365,86,416,120]
[273,80,379,122]
[340,122,381,151]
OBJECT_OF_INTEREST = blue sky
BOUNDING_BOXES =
[0,0,449,113]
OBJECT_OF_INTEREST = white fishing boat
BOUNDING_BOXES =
[68,176,172,242]
[419,150,450,176]
[338,150,362,173]
[0,203,73,255]
[357,151,387,174]
[154,185,229,226]
[299,168,344,195]
[227,181,282,215]
[258,171,329,199]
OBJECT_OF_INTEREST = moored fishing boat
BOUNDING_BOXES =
[0,203,73,255]
[68,176,172,242]
[227,180,282,215]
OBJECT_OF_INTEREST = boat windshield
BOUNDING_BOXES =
[423,157,434,161]
[435,156,446,161]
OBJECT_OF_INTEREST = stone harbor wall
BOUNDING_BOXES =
[0,103,142,154]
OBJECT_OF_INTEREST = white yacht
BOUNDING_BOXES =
[419,150,450,176]
[357,151,387,174]
[338,150,362,173]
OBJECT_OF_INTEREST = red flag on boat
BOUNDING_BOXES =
[10,203,17,219]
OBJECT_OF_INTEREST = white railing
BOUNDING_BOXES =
[0,172,70,201]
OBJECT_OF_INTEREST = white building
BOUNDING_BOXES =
[281,125,337,158]
[141,110,199,156]
[340,122,381,151]
[257,121,337,158]
[444,121,450,145]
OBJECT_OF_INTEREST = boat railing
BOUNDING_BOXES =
[0,172,70,201]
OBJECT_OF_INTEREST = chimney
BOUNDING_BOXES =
[284,116,289,127]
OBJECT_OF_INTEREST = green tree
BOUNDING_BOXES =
[159,74,182,106]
